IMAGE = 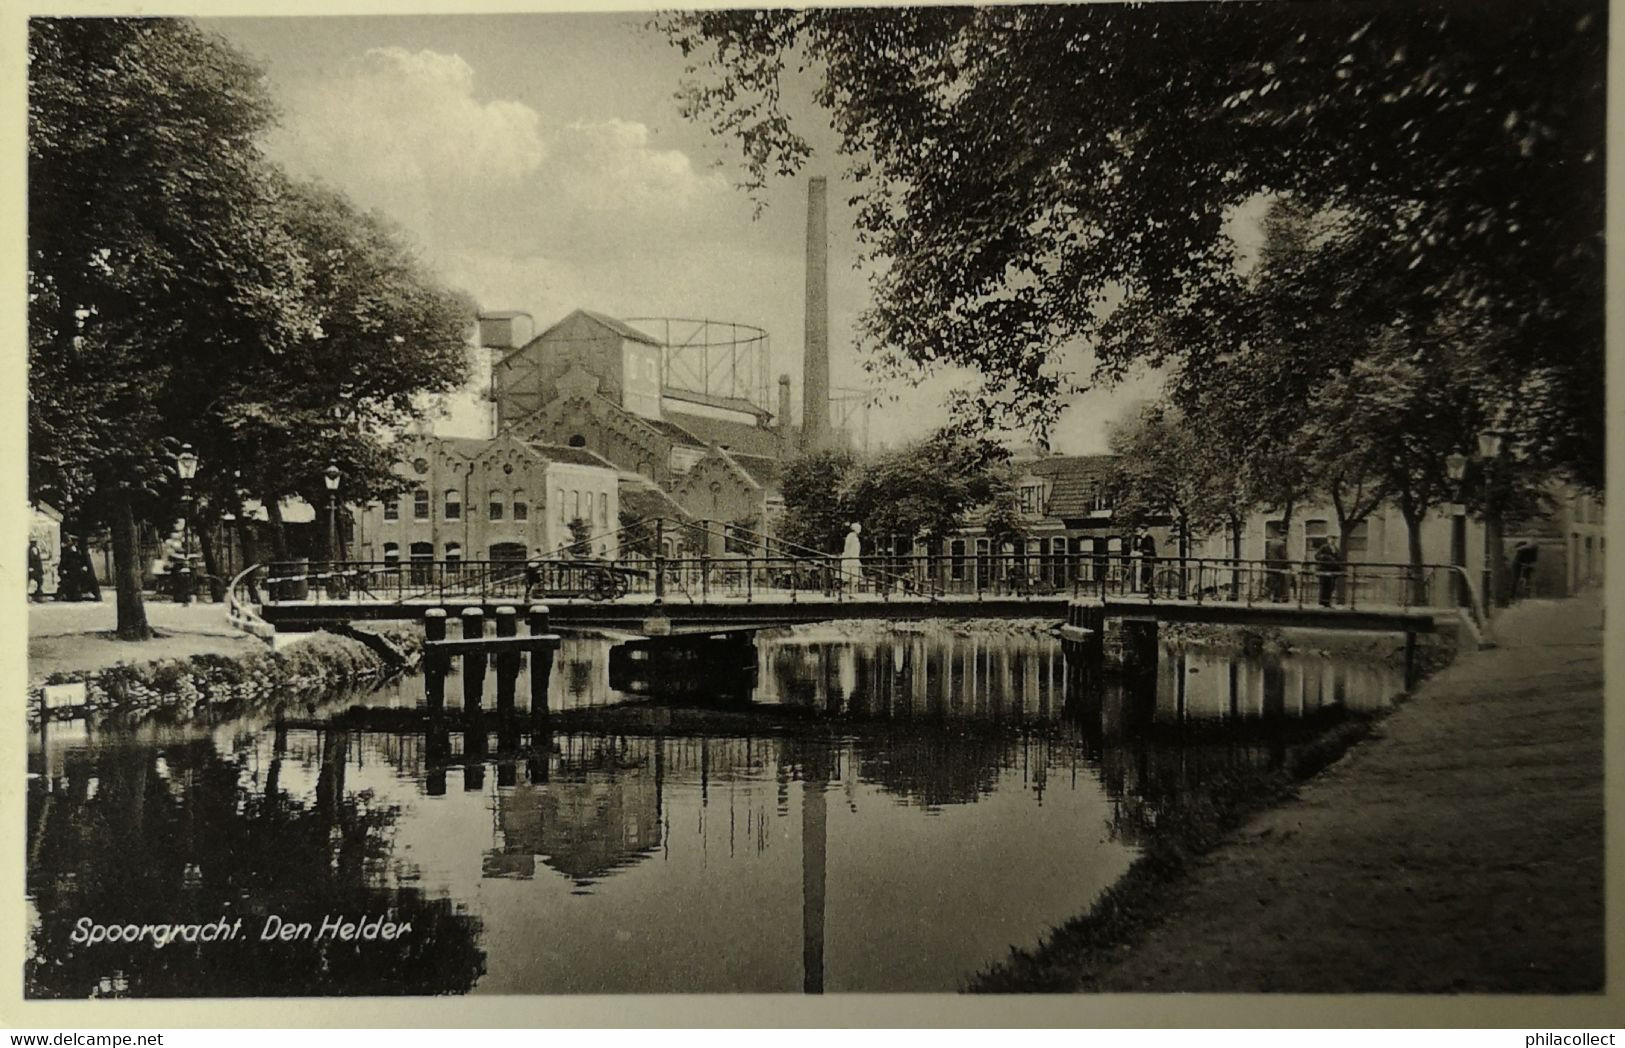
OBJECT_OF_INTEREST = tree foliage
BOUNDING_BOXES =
[660,2,1605,487]
[28,18,475,636]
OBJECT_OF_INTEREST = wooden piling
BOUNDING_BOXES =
[529,604,554,720]
[494,605,518,715]
[424,608,447,713]
[461,606,486,712]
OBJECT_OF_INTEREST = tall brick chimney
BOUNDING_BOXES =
[800,176,831,451]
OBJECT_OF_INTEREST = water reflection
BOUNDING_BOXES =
[27,628,1401,995]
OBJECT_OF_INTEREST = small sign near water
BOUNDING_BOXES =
[41,681,88,711]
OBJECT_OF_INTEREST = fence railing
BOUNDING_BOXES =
[251,552,1482,616]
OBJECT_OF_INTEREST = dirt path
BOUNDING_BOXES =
[1086,594,1605,993]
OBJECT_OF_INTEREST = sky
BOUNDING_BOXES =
[206,13,1170,454]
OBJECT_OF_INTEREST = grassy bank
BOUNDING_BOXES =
[28,626,424,724]
[968,629,1454,993]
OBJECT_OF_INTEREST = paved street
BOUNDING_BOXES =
[1088,593,1606,993]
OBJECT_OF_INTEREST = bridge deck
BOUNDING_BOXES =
[258,590,1444,634]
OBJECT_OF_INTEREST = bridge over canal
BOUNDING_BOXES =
[231,539,1490,648]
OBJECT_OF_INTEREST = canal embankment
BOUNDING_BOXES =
[971,593,1605,993]
[27,601,421,722]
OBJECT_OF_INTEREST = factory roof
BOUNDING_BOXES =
[528,442,619,469]
[660,385,773,421]
[665,410,785,458]
[640,415,707,449]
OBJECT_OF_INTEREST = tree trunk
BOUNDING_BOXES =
[1486,466,1509,608]
[110,486,151,641]
[1229,515,1244,600]
[264,495,290,560]
[235,518,264,602]
[198,524,225,602]
[1403,507,1427,606]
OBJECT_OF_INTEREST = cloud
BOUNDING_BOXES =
[268,48,546,248]
[553,118,729,213]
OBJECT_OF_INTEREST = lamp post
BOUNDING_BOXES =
[175,444,199,604]
[1476,427,1511,611]
[1446,453,1469,608]
[324,461,342,559]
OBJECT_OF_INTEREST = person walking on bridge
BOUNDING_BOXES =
[1315,537,1343,607]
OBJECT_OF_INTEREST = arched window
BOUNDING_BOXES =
[412,489,430,521]
[512,491,528,521]
[444,541,462,574]
[382,542,400,565]
[567,434,587,448]
[488,491,504,521]
[573,490,582,520]
[557,489,566,524]
[598,491,608,526]
[443,489,461,520]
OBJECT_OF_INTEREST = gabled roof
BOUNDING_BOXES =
[573,308,665,347]
[1018,454,1118,519]
[529,442,618,470]
[641,415,707,449]
[618,478,692,522]
[728,451,783,489]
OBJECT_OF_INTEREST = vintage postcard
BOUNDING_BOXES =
[6,0,1619,1027]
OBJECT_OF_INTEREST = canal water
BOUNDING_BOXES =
[25,627,1403,997]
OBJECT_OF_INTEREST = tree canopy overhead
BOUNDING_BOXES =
[660,1,1606,487]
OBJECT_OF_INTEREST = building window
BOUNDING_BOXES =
[1018,484,1044,515]
[382,542,399,565]
[413,489,429,522]
[557,489,566,524]
[567,434,586,448]
[383,498,399,522]
[598,491,608,526]
[489,493,504,521]
[443,489,461,521]
[975,538,991,586]
[513,491,528,521]
[1051,536,1067,585]
[1090,485,1113,513]
[950,539,967,581]
[409,541,434,585]
[573,490,582,520]
[445,542,462,572]
[1304,519,1329,560]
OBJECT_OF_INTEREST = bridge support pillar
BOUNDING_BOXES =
[494,606,518,715]
[1404,631,1418,689]
[461,607,486,713]
[424,608,448,713]
[528,604,555,721]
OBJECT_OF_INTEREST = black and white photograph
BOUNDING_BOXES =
[15,0,1614,1017]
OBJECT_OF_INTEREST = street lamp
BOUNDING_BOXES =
[175,444,199,604]
[324,462,342,567]
[1477,426,1511,609]
[1446,453,1469,608]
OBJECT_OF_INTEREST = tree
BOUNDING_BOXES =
[842,435,1012,551]
[660,3,1605,488]
[195,177,474,560]
[30,18,315,638]
[777,447,857,552]
[29,19,476,634]
[1106,402,1233,566]
[566,517,594,557]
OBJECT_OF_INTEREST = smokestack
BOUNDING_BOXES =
[777,374,793,431]
[800,176,831,451]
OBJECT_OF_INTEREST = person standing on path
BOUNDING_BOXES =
[28,539,44,602]
[839,523,864,593]
[1315,537,1342,607]
[1138,532,1158,595]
